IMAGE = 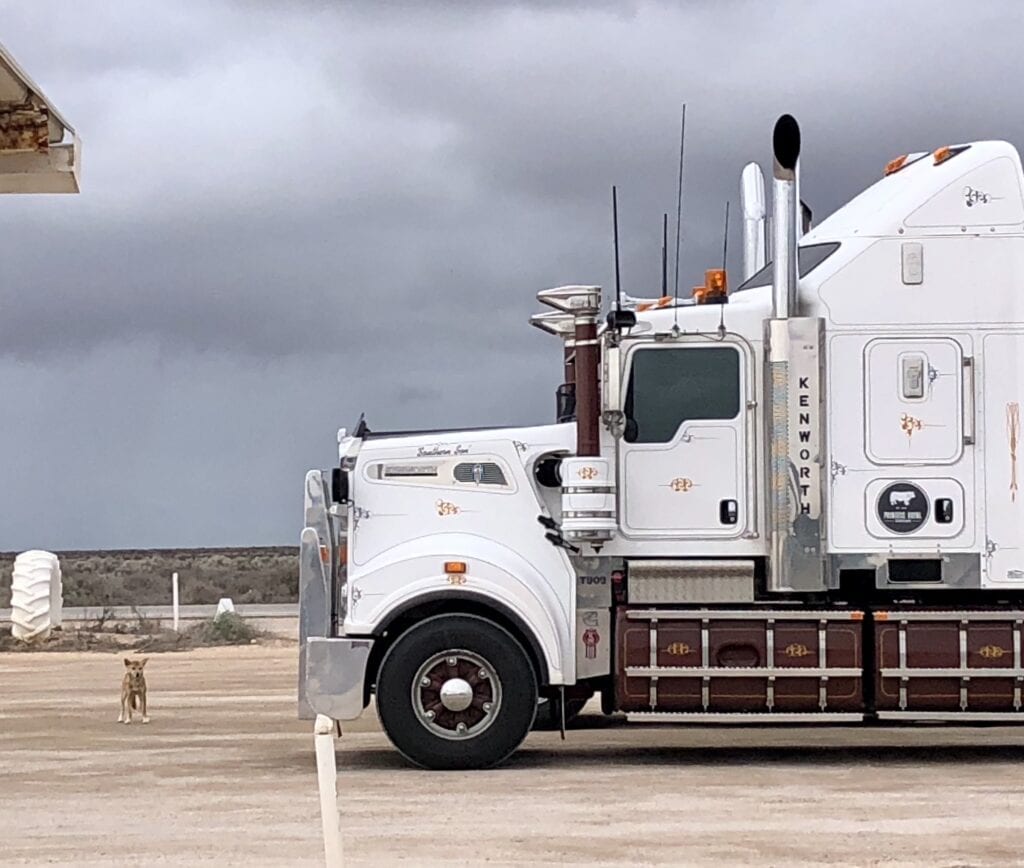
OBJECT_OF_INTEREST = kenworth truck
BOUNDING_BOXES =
[298,114,1024,769]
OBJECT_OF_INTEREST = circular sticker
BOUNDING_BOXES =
[877,482,929,534]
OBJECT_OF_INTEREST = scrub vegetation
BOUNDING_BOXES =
[0,547,297,608]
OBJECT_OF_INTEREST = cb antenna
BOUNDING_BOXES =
[612,185,622,311]
[721,200,730,269]
[661,213,668,297]
[718,200,730,337]
[672,103,687,327]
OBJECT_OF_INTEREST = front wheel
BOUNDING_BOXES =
[376,614,538,770]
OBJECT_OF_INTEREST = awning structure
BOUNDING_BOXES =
[0,41,79,194]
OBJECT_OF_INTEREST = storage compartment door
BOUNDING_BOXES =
[865,338,964,465]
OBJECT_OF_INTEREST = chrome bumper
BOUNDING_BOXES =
[300,637,374,721]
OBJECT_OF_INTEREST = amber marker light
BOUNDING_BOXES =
[444,561,467,574]
[705,268,728,299]
[884,154,908,176]
[933,146,953,165]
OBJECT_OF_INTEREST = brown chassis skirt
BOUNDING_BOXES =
[614,609,863,714]
[875,617,1023,712]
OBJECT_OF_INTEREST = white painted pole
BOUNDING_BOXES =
[314,714,343,866]
[171,572,180,632]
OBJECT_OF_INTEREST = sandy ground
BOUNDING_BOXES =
[3,645,1024,867]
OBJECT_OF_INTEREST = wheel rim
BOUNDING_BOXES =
[411,649,502,740]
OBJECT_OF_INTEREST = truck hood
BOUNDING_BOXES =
[352,421,576,464]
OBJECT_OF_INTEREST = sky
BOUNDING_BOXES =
[2,0,1024,550]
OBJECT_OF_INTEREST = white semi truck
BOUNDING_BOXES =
[298,114,1024,769]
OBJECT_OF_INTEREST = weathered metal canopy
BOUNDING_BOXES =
[0,41,79,193]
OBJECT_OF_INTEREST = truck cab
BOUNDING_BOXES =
[299,116,1024,769]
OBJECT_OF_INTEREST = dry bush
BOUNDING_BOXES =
[0,547,297,608]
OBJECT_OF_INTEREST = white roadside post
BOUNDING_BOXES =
[171,572,180,631]
[314,714,343,866]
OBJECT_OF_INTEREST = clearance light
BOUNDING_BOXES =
[933,146,952,165]
[319,545,330,564]
[444,561,467,574]
[884,154,909,176]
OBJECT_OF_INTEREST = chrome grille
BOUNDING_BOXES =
[454,462,507,486]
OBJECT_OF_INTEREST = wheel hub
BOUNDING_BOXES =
[439,677,474,712]
[412,650,502,740]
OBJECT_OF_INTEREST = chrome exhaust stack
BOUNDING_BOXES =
[765,114,826,594]
[740,162,766,281]
[771,114,801,318]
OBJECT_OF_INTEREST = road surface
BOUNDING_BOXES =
[3,644,1024,866]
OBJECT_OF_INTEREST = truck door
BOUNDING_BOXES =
[618,341,750,539]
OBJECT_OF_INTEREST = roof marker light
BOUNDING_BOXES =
[933,144,971,166]
[884,154,909,176]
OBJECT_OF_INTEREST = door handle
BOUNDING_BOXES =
[720,499,738,525]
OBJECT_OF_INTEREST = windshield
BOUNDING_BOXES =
[734,242,841,292]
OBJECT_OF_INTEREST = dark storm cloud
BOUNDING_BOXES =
[2,0,1024,548]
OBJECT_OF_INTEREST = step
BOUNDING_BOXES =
[626,711,864,724]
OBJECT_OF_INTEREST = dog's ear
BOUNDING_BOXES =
[139,657,149,668]
[124,658,132,667]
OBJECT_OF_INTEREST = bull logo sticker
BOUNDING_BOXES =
[979,645,1008,660]
[664,642,693,657]
[578,466,599,481]
[435,500,462,516]
[669,478,695,492]
[877,482,929,534]
[582,628,600,659]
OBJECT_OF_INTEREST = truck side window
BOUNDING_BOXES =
[624,346,741,443]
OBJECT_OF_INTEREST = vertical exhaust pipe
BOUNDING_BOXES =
[740,162,766,281]
[536,286,602,456]
[573,313,600,457]
[765,113,825,594]
[771,114,801,318]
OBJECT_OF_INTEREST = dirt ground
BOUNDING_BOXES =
[3,646,1024,867]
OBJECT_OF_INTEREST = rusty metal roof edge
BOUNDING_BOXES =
[0,40,75,140]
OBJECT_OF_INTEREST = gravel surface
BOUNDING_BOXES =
[3,644,1024,866]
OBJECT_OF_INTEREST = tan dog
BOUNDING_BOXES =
[119,657,149,724]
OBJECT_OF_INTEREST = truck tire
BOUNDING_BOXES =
[376,614,538,770]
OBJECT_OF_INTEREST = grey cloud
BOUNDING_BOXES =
[2,0,1024,548]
